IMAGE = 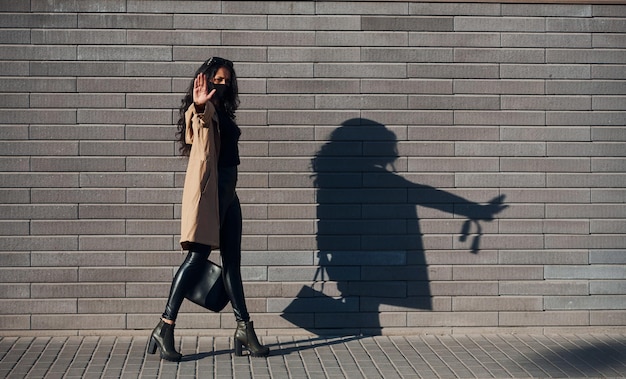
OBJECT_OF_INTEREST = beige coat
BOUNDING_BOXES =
[180,102,221,250]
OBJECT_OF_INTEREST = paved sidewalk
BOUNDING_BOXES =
[1,333,625,378]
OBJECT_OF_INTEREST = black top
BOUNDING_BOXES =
[217,110,241,168]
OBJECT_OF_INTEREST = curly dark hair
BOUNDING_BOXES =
[175,57,239,156]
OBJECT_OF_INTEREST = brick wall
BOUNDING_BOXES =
[0,0,624,335]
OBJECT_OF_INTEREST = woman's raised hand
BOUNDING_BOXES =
[193,73,216,107]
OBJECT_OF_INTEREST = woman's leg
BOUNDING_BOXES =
[220,194,269,357]
[148,246,210,361]
[162,248,210,321]
[219,194,249,322]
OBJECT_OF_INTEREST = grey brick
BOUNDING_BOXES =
[268,47,360,63]
[410,3,501,16]
[31,29,126,44]
[500,280,589,296]
[127,30,220,45]
[31,220,125,236]
[78,13,172,29]
[592,65,626,79]
[408,63,499,78]
[32,251,125,267]
[545,265,626,279]
[0,283,30,298]
[547,17,626,33]
[316,2,408,15]
[547,142,626,157]
[29,125,124,140]
[499,311,589,326]
[590,280,626,295]
[0,221,29,236]
[593,96,626,110]
[126,189,182,205]
[453,265,544,281]
[0,268,77,283]
[173,14,266,29]
[548,49,626,64]
[0,157,29,171]
[548,111,626,126]
[31,157,126,172]
[591,189,626,203]
[80,173,174,188]
[225,1,312,14]
[548,80,626,95]
[268,15,359,30]
[224,31,315,46]
[545,295,626,310]
[0,13,77,28]
[592,219,626,234]
[0,173,78,189]
[546,235,626,249]
[501,126,591,142]
[454,79,544,94]
[453,296,543,311]
[31,283,125,298]
[547,173,626,188]
[590,310,626,325]
[31,314,126,330]
[77,78,171,93]
[501,33,591,48]
[30,93,125,108]
[315,63,406,78]
[77,109,171,125]
[79,204,172,219]
[455,17,546,32]
[0,204,77,219]
[501,95,591,110]
[362,47,453,63]
[456,173,546,188]
[499,250,588,265]
[408,312,499,327]
[79,267,172,282]
[1,299,76,314]
[0,189,33,204]
[268,78,360,94]
[500,158,590,172]
[33,0,126,12]
[590,250,626,264]
[503,3,591,17]
[0,315,31,329]
[31,189,125,204]
[456,142,546,157]
[363,16,453,31]
[455,48,545,63]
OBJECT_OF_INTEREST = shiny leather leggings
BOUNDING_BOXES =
[162,167,249,322]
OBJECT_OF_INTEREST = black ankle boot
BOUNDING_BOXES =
[234,321,270,357]
[147,320,182,362]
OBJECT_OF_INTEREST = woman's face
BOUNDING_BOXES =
[212,66,231,86]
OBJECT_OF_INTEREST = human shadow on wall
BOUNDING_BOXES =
[281,118,507,335]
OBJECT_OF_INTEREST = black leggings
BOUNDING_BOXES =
[162,167,249,322]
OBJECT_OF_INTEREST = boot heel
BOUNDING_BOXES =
[147,337,158,355]
[234,340,243,356]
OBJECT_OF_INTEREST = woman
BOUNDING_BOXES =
[147,57,269,361]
